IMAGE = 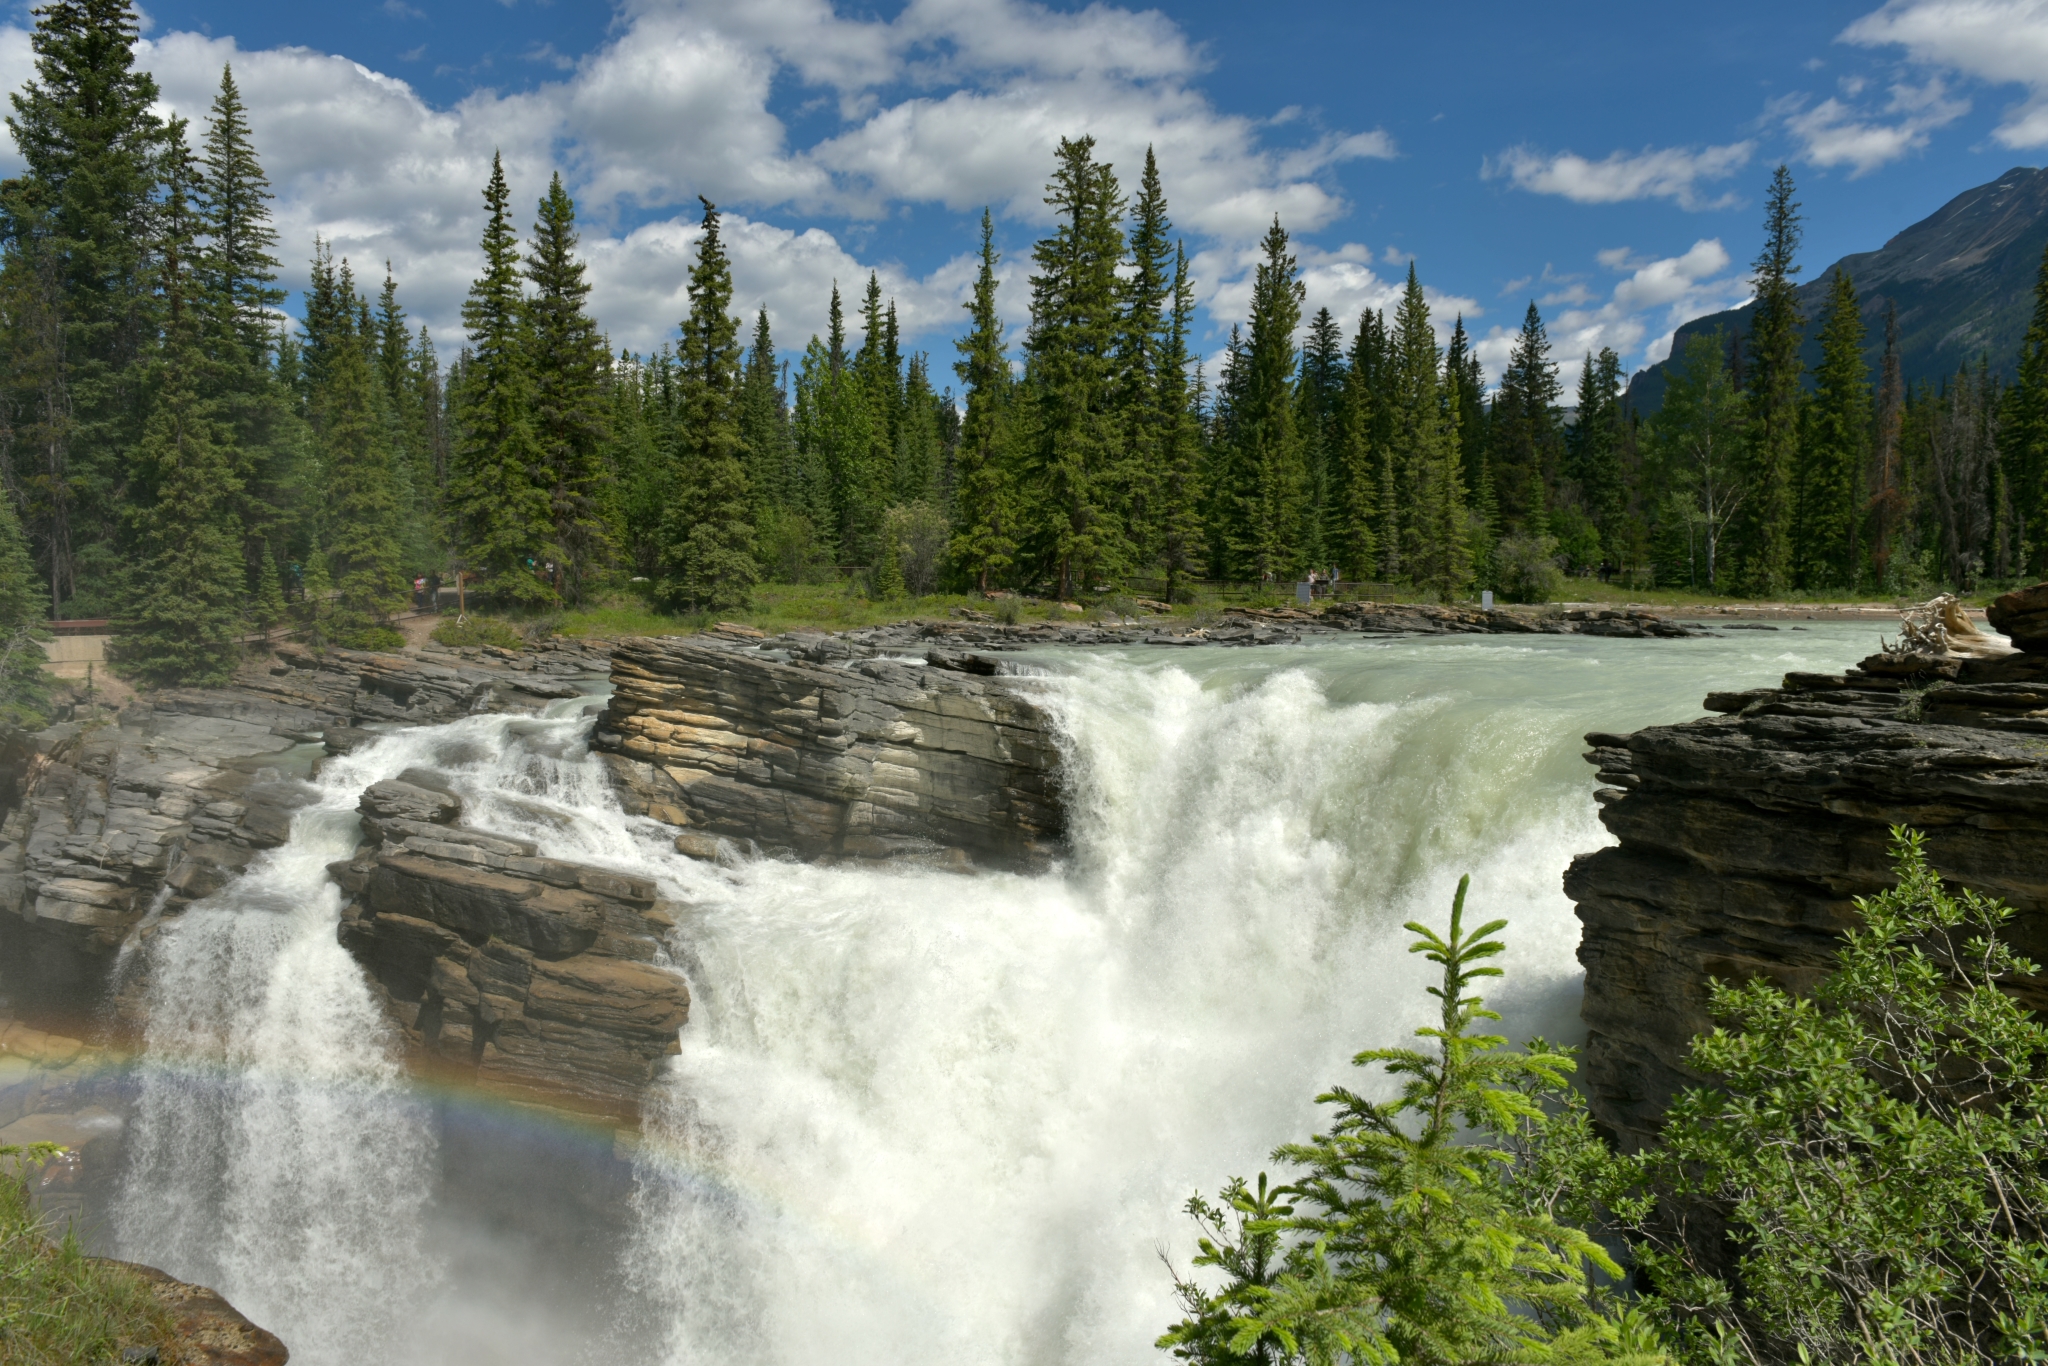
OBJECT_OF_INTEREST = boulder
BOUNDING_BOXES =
[335,797,686,1121]
[99,1260,290,1365]
[1987,581,2048,651]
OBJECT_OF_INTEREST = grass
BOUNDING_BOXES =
[1,1147,176,1365]
[430,615,527,650]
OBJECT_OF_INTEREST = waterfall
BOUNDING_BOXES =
[105,628,1877,1364]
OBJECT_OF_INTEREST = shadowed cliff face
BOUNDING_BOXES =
[1569,646,2048,1153]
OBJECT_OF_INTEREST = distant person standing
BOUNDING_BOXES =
[413,576,427,609]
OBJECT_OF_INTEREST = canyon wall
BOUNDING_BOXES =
[1568,647,2048,1151]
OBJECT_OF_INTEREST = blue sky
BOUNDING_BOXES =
[6,0,2043,391]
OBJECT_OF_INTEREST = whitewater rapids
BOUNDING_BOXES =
[107,625,1881,1364]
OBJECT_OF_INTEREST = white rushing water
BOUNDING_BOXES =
[109,625,1883,1364]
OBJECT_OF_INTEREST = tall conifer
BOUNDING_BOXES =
[2003,244,2048,574]
[1331,309,1381,582]
[951,210,1015,592]
[1793,268,1868,588]
[1231,217,1307,582]
[659,197,756,610]
[1736,165,1805,595]
[111,132,244,684]
[1026,135,1126,596]
[1154,243,1206,604]
[525,173,612,600]
[450,153,551,604]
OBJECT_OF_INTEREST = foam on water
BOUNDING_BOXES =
[108,625,1885,1364]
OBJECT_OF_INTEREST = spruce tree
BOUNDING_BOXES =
[738,308,795,520]
[1872,304,1908,584]
[1446,315,1493,583]
[525,172,613,600]
[950,210,1016,592]
[2003,243,2048,575]
[658,197,757,611]
[1330,309,1381,582]
[1118,145,1175,571]
[1735,165,1805,596]
[0,0,174,614]
[1154,244,1206,604]
[1026,136,1127,596]
[1492,301,1561,537]
[1230,216,1307,583]
[1298,306,1346,572]
[449,153,552,605]
[109,137,245,685]
[0,491,53,725]
[1389,265,1468,598]
[1793,268,1869,589]
[195,63,295,628]
[1568,348,1626,563]
[317,285,407,647]
[196,65,282,364]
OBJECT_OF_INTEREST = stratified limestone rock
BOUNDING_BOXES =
[593,634,1064,871]
[0,711,323,1030]
[334,789,688,1121]
[1567,650,2048,1153]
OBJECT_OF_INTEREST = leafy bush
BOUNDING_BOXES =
[759,509,834,585]
[1551,505,1602,576]
[1610,829,2048,1364]
[431,616,524,650]
[1,1144,174,1363]
[1496,534,1566,604]
[992,596,1021,625]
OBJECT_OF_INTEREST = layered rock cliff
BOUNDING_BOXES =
[333,776,689,1120]
[0,640,610,1033]
[1568,634,2048,1152]
[593,632,1065,871]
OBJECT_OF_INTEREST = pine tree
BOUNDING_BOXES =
[525,172,612,600]
[1331,309,1381,583]
[738,308,794,519]
[195,64,281,364]
[895,353,942,503]
[658,197,757,611]
[1298,306,1346,572]
[449,153,552,605]
[1026,135,1127,596]
[1446,315,1493,583]
[1492,301,1561,538]
[316,285,407,647]
[1230,217,1307,583]
[950,211,1015,593]
[0,491,53,725]
[1871,304,1908,586]
[1389,265,1468,598]
[109,135,245,685]
[0,0,175,614]
[1793,268,1869,589]
[1736,165,1805,596]
[195,63,295,626]
[2002,243,2048,576]
[1118,145,1175,571]
[1568,348,1626,564]
[1155,244,1206,605]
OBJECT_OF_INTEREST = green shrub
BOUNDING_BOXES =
[1610,829,2048,1365]
[431,616,524,650]
[1496,533,1566,603]
[1,1145,174,1364]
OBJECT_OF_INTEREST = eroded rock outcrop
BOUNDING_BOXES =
[1567,630,2048,1152]
[333,778,688,1120]
[104,1260,291,1365]
[594,632,1064,870]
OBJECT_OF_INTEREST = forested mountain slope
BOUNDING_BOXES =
[1628,166,2048,411]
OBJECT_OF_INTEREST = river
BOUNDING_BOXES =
[105,622,1882,1364]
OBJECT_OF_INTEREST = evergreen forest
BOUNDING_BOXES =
[4,1,2047,691]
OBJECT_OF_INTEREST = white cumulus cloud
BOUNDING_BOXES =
[1482,141,1754,211]
[0,0,1395,357]
[1776,76,1969,175]
[1842,0,2048,146]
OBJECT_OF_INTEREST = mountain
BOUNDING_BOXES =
[1625,166,2048,412]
